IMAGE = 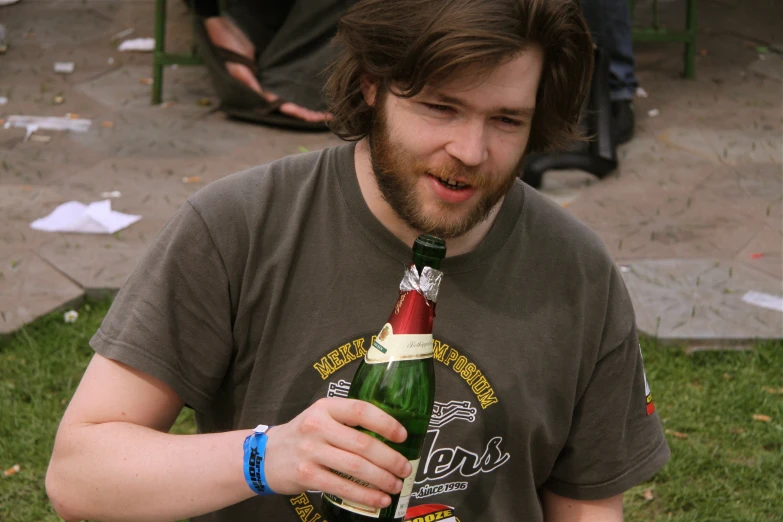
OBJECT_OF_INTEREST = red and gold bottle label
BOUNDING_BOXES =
[367,323,433,363]
[366,289,435,364]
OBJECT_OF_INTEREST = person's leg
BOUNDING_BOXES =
[604,0,638,145]
[605,0,638,102]
[201,0,333,121]
[255,0,357,113]
[224,1,293,55]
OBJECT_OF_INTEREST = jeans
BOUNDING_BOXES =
[581,0,639,101]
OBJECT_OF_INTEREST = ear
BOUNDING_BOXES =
[360,74,379,107]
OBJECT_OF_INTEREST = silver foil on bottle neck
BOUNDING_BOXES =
[400,265,443,303]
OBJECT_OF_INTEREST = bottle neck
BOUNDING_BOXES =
[412,252,441,275]
[387,287,435,335]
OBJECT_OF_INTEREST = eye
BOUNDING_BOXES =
[497,116,523,127]
[424,103,453,113]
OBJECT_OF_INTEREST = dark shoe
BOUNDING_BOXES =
[192,15,330,132]
[611,100,635,146]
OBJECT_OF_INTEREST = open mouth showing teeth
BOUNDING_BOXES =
[435,176,470,191]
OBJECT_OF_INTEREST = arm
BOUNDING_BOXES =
[542,489,623,522]
[47,354,411,522]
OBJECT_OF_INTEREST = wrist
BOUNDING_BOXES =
[242,425,277,496]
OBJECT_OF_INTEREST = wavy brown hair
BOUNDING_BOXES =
[324,0,593,153]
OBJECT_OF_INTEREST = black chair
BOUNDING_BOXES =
[521,45,617,189]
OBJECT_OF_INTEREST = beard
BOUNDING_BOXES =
[368,101,523,240]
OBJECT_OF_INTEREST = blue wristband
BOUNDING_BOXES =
[243,424,277,495]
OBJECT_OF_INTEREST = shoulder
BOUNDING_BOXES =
[189,146,339,216]
[515,181,635,346]
[518,181,613,268]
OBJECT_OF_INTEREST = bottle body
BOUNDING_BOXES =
[321,355,435,521]
[322,235,445,521]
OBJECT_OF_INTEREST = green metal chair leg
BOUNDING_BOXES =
[683,0,697,79]
[629,0,698,79]
[151,0,204,104]
[152,0,167,104]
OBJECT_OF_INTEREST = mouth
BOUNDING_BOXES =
[429,173,472,191]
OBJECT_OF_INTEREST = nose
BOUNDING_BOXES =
[444,120,488,168]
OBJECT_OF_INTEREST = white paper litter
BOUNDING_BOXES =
[741,291,783,313]
[118,38,154,52]
[0,96,7,105]
[4,115,92,141]
[648,109,660,118]
[30,200,141,234]
[100,191,122,198]
[111,28,135,41]
[54,62,75,74]
[636,87,649,98]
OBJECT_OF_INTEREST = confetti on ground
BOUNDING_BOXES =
[118,37,154,52]
[54,62,75,74]
[111,28,135,41]
[665,429,688,439]
[3,464,20,478]
[742,291,783,312]
[101,121,115,129]
[139,78,153,86]
[182,176,201,184]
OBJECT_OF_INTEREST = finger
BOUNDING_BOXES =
[308,465,393,509]
[326,399,408,444]
[318,445,403,495]
[324,422,412,480]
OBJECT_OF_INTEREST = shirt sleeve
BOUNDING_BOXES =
[543,326,670,500]
[89,201,234,413]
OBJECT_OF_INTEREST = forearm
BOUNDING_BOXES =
[46,422,254,522]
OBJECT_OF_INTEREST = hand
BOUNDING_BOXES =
[263,398,412,509]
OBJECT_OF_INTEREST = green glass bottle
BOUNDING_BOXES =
[321,235,447,521]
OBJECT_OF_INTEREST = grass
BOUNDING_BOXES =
[1,298,781,521]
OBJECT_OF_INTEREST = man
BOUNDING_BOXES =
[46,0,669,520]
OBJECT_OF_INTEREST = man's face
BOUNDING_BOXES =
[368,48,544,239]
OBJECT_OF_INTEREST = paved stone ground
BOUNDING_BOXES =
[1,0,781,346]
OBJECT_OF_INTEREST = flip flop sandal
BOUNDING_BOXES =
[192,15,330,132]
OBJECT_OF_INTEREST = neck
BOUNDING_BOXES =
[354,139,503,257]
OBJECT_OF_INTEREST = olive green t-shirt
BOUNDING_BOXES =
[91,143,669,521]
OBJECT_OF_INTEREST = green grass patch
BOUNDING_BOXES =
[1,300,781,520]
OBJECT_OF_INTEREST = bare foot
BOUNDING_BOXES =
[203,16,330,123]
